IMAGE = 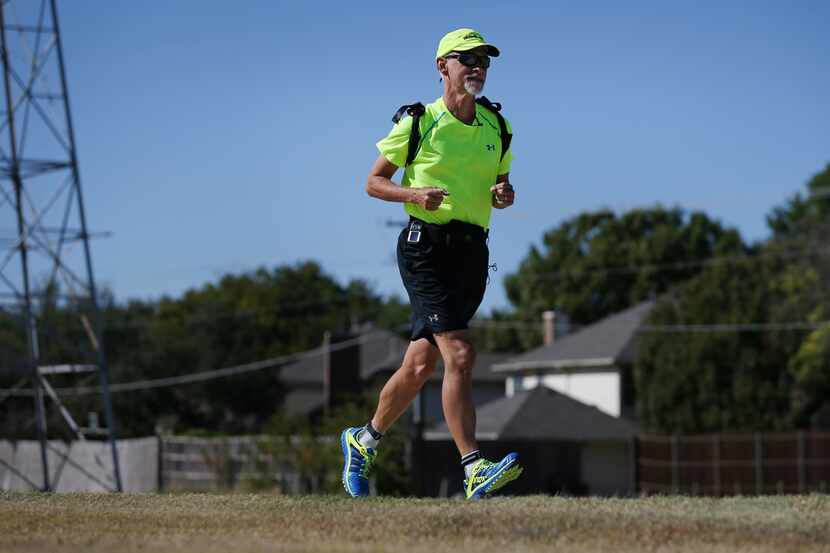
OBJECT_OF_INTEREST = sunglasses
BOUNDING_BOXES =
[444,51,491,69]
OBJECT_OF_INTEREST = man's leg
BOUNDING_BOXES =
[341,338,438,498]
[434,328,524,500]
[371,338,440,432]
[433,330,477,456]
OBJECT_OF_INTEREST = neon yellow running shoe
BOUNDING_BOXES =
[341,427,376,497]
[464,452,523,500]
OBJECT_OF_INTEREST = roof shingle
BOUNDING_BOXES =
[493,301,654,372]
[425,386,639,441]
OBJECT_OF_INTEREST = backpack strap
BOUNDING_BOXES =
[392,102,426,167]
[476,96,513,162]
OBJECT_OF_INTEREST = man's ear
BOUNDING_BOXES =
[436,58,448,78]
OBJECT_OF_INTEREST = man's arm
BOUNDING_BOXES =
[366,155,448,211]
[490,173,514,209]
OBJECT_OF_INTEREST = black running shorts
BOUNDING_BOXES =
[397,217,489,345]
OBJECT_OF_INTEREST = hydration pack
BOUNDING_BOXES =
[391,96,513,167]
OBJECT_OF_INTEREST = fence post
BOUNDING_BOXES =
[671,433,679,493]
[754,432,763,495]
[157,433,164,492]
[798,431,806,493]
[629,435,639,496]
[713,433,721,496]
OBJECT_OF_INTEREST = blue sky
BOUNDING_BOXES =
[48,1,829,313]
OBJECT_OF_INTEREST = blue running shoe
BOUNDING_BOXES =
[464,452,523,500]
[341,427,376,498]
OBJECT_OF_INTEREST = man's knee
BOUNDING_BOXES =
[439,337,476,375]
[403,339,438,383]
[411,359,436,382]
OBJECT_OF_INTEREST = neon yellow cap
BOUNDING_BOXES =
[435,28,500,59]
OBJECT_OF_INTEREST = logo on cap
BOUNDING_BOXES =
[464,32,483,40]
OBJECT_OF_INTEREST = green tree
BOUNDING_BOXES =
[635,163,830,432]
[634,256,797,432]
[767,163,830,239]
[789,324,830,427]
[767,163,830,425]
[103,261,407,436]
[503,207,746,348]
[1,259,410,439]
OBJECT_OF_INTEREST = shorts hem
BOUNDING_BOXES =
[410,322,470,344]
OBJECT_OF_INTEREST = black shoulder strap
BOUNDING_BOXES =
[392,102,425,166]
[476,96,513,162]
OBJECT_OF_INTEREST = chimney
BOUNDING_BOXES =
[543,310,557,345]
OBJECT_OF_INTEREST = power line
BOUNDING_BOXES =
[514,246,830,283]
[0,332,383,397]
[2,247,823,322]
[0,292,403,329]
[4,317,827,399]
[639,321,829,333]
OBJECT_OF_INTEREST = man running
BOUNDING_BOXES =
[342,28,522,500]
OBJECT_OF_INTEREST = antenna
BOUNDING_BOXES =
[0,0,121,491]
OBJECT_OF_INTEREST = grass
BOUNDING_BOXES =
[2,492,830,552]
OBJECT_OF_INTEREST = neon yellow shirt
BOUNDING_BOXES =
[376,97,513,229]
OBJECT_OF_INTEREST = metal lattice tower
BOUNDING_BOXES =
[0,0,121,491]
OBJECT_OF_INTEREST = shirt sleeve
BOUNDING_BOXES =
[376,115,414,168]
[497,116,514,175]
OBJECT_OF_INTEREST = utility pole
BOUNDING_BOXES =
[0,0,121,491]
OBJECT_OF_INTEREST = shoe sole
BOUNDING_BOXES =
[485,464,523,494]
[340,429,358,497]
[468,456,523,499]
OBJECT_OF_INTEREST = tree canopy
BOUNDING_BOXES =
[636,164,830,431]
[503,206,746,348]
[0,261,409,438]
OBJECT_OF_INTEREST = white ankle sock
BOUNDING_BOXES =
[464,458,483,479]
[357,429,379,450]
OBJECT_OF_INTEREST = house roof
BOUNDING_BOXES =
[281,389,324,417]
[424,386,639,442]
[278,329,408,385]
[358,330,409,379]
[492,301,654,373]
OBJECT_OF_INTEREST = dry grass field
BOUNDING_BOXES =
[2,492,830,553]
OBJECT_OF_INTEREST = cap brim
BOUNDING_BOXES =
[460,43,500,57]
[440,42,500,58]
[483,44,500,57]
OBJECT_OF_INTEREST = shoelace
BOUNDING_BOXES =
[359,451,375,478]
[349,443,375,478]
[469,460,494,485]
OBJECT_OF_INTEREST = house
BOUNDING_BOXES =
[420,386,640,496]
[278,328,408,417]
[277,328,515,422]
[492,301,654,420]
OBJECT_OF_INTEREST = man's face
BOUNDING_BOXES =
[441,46,489,96]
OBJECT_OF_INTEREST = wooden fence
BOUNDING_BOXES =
[635,432,830,495]
[161,432,830,496]
[159,435,340,493]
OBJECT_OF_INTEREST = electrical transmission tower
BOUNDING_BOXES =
[0,0,121,491]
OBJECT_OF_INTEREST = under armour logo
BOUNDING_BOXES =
[486,144,496,151]
[428,314,439,323]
